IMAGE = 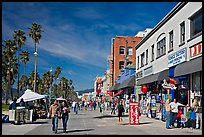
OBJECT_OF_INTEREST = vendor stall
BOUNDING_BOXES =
[9,89,47,124]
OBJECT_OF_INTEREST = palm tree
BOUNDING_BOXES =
[13,30,26,98]
[53,66,61,83]
[27,70,40,91]
[2,40,17,103]
[28,22,43,93]
[18,74,28,92]
[20,50,30,75]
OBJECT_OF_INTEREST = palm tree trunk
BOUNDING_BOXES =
[24,63,26,76]
[24,63,27,90]
[5,82,9,105]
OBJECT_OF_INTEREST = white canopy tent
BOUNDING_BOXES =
[17,89,46,103]
[56,97,66,101]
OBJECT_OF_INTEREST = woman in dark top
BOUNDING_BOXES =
[61,101,70,133]
[117,100,125,125]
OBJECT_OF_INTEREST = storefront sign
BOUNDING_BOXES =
[190,43,202,58]
[162,79,177,90]
[129,102,140,125]
[136,70,143,79]
[168,48,186,67]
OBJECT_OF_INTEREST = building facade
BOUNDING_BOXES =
[136,2,202,120]
[109,36,143,87]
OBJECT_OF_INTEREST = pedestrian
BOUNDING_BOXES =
[186,107,192,128]
[9,98,17,110]
[169,99,185,128]
[101,102,105,115]
[49,99,61,134]
[165,99,171,129]
[190,108,196,129]
[176,107,183,128]
[93,100,97,110]
[75,102,79,114]
[110,102,116,115]
[61,101,70,133]
[19,98,25,107]
[117,100,125,125]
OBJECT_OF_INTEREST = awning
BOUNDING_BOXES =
[114,89,124,96]
[118,75,135,89]
[109,83,120,91]
[137,69,169,85]
[174,56,202,77]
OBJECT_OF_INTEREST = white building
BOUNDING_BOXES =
[135,28,153,38]
[136,2,202,110]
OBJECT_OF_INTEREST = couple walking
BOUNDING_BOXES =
[49,99,70,134]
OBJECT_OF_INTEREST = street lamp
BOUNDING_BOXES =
[49,67,53,103]
[33,48,38,93]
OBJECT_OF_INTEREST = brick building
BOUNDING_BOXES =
[109,36,143,87]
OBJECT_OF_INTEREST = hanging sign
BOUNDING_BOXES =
[162,79,177,90]
[129,102,140,125]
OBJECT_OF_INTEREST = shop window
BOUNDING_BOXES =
[192,71,201,91]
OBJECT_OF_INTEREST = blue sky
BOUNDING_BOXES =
[2,2,178,91]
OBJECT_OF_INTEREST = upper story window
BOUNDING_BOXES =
[169,30,173,52]
[189,8,202,38]
[180,21,185,44]
[119,61,124,70]
[127,47,133,55]
[119,46,125,55]
[146,49,148,65]
[151,44,154,61]
[141,52,145,68]
[137,56,139,70]
[157,37,166,58]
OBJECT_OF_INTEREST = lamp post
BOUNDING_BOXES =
[33,48,38,93]
[49,67,53,103]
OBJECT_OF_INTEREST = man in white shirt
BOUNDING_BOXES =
[169,99,185,128]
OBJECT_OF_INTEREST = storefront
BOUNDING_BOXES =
[137,69,168,119]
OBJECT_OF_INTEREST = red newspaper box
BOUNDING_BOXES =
[129,102,140,125]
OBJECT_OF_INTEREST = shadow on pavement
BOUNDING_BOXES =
[24,121,49,125]
[138,122,153,125]
[66,128,94,133]
[93,114,129,119]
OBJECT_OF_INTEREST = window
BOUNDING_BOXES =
[146,49,148,65]
[190,9,202,37]
[151,44,154,61]
[127,47,133,55]
[119,61,124,70]
[141,52,145,67]
[169,30,173,51]
[180,22,185,44]
[137,56,139,70]
[157,38,166,58]
[119,46,125,55]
